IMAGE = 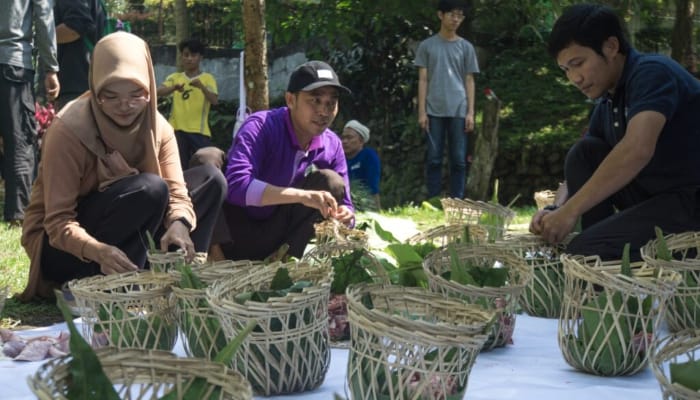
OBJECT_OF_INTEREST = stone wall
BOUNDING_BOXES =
[150,45,307,102]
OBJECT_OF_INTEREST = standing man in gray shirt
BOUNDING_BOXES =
[415,0,479,200]
[0,0,60,226]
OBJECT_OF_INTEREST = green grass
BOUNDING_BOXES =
[0,204,538,329]
[0,222,65,329]
[0,223,29,293]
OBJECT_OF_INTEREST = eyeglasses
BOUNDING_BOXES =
[97,93,150,108]
[444,11,465,20]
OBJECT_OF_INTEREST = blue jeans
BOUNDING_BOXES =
[425,116,467,198]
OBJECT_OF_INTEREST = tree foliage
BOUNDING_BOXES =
[145,0,693,207]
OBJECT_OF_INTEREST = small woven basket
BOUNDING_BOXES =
[68,271,178,351]
[207,260,333,396]
[346,283,494,400]
[406,223,489,247]
[27,348,253,400]
[314,218,368,246]
[147,250,208,272]
[534,189,556,210]
[650,329,700,400]
[440,197,515,242]
[559,255,679,376]
[499,233,570,318]
[641,231,700,332]
[422,243,532,350]
[170,259,266,359]
[303,241,387,343]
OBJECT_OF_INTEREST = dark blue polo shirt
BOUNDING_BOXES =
[347,147,381,195]
[587,49,700,195]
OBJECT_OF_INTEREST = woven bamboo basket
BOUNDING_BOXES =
[422,243,532,351]
[406,223,489,247]
[440,197,515,242]
[207,260,333,396]
[303,241,387,343]
[534,189,556,210]
[641,231,700,332]
[147,250,208,272]
[314,218,368,246]
[346,283,494,400]
[68,271,178,351]
[27,348,253,400]
[651,329,700,400]
[170,260,266,359]
[559,255,679,376]
[498,233,570,318]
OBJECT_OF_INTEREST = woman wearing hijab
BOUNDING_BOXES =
[18,31,226,301]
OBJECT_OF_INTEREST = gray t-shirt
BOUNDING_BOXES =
[414,34,479,117]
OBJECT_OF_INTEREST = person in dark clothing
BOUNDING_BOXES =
[54,0,103,110]
[529,4,700,261]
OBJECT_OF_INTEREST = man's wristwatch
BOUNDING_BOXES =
[176,217,192,231]
[543,205,559,211]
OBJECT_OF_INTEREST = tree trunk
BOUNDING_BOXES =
[466,98,501,201]
[242,0,269,111]
[174,0,189,71]
[671,0,696,74]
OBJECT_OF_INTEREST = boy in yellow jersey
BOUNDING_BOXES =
[157,38,218,170]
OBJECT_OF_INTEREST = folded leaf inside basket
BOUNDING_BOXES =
[55,292,120,400]
[670,359,700,391]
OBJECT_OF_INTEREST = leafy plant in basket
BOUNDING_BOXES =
[328,248,376,341]
[233,267,323,393]
[653,228,700,330]
[477,180,518,243]
[94,302,178,351]
[442,242,514,348]
[56,291,256,399]
[562,244,654,376]
[349,343,465,400]
[520,243,565,318]
[176,264,228,359]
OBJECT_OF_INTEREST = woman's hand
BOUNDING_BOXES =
[94,243,139,275]
[160,220,195,262]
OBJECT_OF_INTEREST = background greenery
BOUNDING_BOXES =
[130,0,686,207]
[4,0,692,327]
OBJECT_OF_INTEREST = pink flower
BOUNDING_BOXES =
[34,102,56,139]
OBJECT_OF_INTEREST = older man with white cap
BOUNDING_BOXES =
[342,119,381,210]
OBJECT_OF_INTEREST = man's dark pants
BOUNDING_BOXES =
[218,169,347,261]
[0,64,37,222]
[564,135,700,261]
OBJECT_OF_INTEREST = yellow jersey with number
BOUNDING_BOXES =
[163,71,218,137]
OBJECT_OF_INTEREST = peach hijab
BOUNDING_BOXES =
[61,31,162,186]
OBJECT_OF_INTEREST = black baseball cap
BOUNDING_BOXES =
[287,60,351,94]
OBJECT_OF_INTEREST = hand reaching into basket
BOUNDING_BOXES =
[160,219,196,263]
[530,205,577,244]
[89,243,139,275]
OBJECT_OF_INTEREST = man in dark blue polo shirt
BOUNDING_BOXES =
[530,3,700,260]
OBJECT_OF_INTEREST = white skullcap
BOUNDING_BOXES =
[344,120,370,143]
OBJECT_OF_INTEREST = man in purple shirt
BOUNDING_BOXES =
[211,60,355,260]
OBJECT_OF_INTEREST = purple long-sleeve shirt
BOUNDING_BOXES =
[225,106,354,220]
